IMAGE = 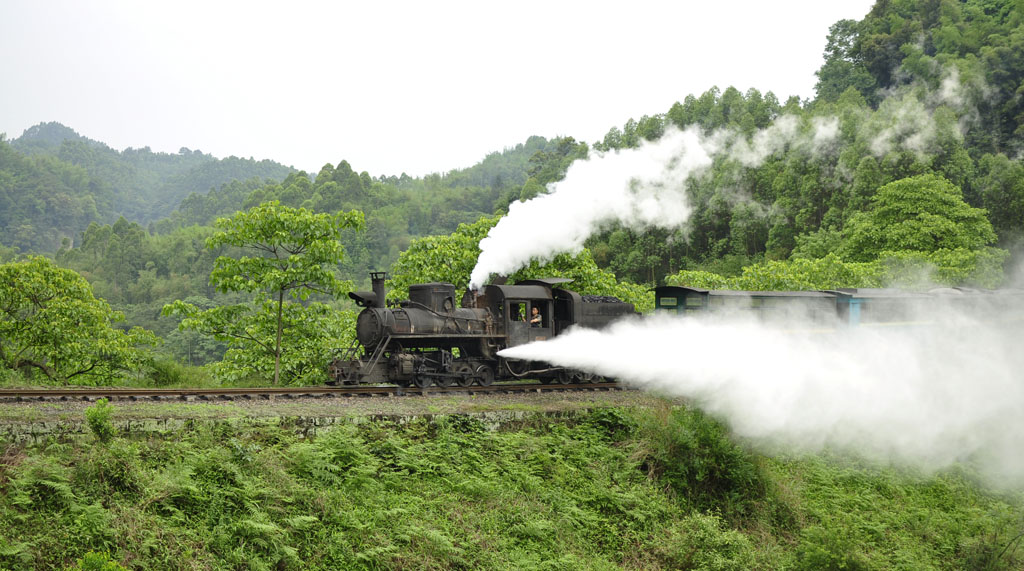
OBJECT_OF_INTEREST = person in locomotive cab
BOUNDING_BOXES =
[530,306,542,327]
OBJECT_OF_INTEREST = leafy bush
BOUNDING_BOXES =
[636,406,775,523]
[651,512,757,571]
[793,524,869,571]
[84,399,116,443]
[582,406,639,441]
[8,455,75,512]
[69,551,128,571]
[0,367,26,388]
[144,356,210,387]
[77,442,140,496]
[840,174,997,262]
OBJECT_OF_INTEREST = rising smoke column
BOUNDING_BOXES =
[469,127,714,289]
[467,117,839,289]
[500,311,1024,486]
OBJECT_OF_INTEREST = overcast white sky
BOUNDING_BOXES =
[1,0,876,177]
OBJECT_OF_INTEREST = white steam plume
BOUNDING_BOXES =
[500,310,1024,487]
[469,127,713,289]
[468,119,839,290]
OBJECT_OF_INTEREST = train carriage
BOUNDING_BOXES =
[654,285,1024,328]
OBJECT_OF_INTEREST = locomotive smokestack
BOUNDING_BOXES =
[371,271,387,308]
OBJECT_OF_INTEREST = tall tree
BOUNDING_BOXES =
[840,174,998,261]
[165,201,363,384]
[814,19,877,104]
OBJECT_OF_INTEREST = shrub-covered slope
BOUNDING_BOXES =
[1,405,1021,570]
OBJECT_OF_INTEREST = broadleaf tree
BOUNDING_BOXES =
[163,201,364,385]
[0,256,157,384]
[840,174,998,261]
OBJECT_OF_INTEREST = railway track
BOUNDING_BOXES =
[0,382,625,402]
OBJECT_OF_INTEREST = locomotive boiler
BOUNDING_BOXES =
[328,272,635,387]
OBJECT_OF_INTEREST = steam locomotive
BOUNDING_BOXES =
[328,272,637,387]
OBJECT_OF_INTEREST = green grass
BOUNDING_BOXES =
[0,357,267,390]
[0,404,1022,569]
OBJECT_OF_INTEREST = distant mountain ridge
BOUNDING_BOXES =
[12,122,101,153]
[0,121,555,257]
[11,122,297,224]
[1,122,296,252]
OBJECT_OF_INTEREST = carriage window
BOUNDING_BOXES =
[660,297,677,307]
[509,302,526,321]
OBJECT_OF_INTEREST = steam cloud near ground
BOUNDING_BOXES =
[500,308,1024,487]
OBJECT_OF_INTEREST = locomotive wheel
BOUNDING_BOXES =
[576,371,595,383]
[556,370,573,385]
[434,374,453,388]
[475,365,494,387]
[455,364,475,387]
[412,375,432,388]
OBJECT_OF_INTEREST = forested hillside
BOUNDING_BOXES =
[0,122,295,251]
[584,0,1024,285]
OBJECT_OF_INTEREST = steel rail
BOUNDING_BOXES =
[0,383,624,401]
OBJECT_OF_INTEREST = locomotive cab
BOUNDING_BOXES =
[479,283,555,347]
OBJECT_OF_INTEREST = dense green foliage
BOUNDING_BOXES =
[151,137,574,282]
[0,135,105,254]
[586,83,1016,284]
[839,173,998,260]
[0,257,156,383]
[53,221,229,367]
[0,406,1021,569]
[668,171,1009,290]
[668,249,1008,291]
